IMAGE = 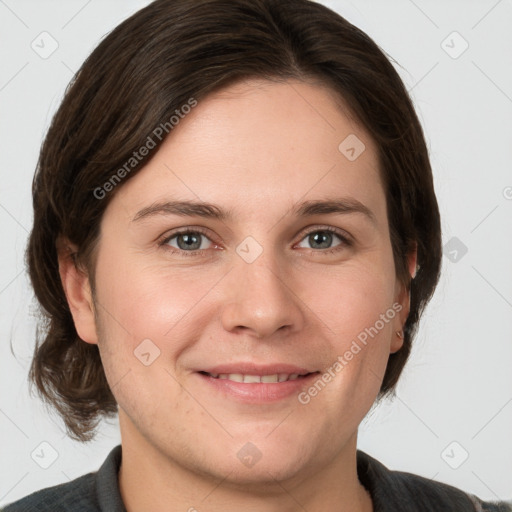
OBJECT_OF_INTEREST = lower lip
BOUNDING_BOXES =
[195,372,320,403]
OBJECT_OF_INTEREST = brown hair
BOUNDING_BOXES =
[26,0,441,441]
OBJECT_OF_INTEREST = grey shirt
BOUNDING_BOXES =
[3,445,511,511]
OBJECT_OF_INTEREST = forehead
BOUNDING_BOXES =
[108,78,385,225]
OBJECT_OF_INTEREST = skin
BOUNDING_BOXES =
[59,78,416,512]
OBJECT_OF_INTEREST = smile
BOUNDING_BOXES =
[196,370,321,403]
[201,371,313,383]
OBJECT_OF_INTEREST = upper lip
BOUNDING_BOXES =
[198,363,317,376]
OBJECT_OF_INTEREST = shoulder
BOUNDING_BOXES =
[389,469,512,512]
[2,445,123,512]
[356,450,512,512]
[1,472,98,512]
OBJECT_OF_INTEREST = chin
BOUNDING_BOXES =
[204,436,317,488]
[214,457,310,493]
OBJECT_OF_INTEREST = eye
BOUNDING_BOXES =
[159,228,216,256]
[296,227,351,253]
[158,226,352,257]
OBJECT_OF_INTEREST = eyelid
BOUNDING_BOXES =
[297,224,352,243]
[158,226,219,249]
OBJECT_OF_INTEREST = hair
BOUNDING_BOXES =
[26,0,442,442]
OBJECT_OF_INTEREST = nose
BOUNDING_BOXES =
[220,251,305,339]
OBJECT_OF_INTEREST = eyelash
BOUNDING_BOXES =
[157,226,353,258]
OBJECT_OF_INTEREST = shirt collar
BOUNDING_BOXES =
[95,444,474,512]
[95,445,126,512]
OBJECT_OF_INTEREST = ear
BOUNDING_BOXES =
[390,245,417,354]
[56,236,98,345]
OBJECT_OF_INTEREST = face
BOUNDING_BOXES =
[65,78,411,486]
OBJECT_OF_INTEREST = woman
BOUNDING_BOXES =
[4,0,510,510]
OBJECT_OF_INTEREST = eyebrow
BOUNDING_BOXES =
[132,197,376,224]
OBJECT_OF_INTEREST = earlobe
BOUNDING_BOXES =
[56,236,98,345]
[408,243,418,280]
[390,329,404,353]
[390,245,418,354]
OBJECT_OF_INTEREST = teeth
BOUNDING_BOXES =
[209,372,307,383]
[244,374,261,383]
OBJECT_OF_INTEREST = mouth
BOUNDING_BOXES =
[195,367,321,403]
[198,371,316,383]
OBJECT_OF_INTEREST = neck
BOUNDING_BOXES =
[118,414,373,512]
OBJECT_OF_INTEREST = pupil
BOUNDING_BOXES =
[310,231,332,249]
[178,233,200,250]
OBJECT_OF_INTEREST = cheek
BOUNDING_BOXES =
[296,259,398,400]
[299,260,397,340]
[94,250,221,345]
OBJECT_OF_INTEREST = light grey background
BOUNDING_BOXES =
[1,0,511,506]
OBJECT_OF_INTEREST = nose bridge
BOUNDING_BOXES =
[220,240,304,338]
